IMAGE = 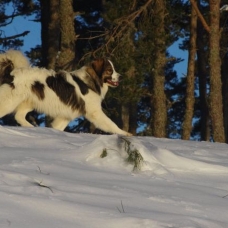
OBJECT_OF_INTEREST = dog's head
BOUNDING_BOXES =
[88,58,121,88]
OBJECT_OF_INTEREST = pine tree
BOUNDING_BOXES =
[182,0,197,140]
[0,0,38,50]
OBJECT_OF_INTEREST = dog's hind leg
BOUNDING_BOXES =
[0,86,34,127]
[0,86,22,119]
[15,102,34,127]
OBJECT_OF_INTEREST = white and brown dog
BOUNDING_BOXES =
[0,50,131,136]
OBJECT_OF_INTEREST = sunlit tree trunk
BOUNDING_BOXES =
[208,0,225,142]
[150,0,167,137]
[182,0,197,140]
[120,64,138,135]
[121,102,137,135]
[56,0,76,71]
[121,104,129,132]
[40,0,60,69]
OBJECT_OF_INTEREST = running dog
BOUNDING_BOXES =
[0,50,131,136]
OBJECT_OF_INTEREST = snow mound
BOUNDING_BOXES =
[80,134,228,176]
[81,135,169,176]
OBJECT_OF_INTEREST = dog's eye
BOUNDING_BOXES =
[106,69,113,74]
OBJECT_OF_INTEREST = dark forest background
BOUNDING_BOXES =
[1,0,228,143]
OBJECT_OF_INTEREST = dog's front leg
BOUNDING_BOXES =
[86,110,132,136]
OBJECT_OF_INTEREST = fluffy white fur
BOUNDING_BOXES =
[0,49,30,68]
[0,50,131,136]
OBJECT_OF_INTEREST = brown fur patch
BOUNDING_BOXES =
[83,67,101,94]
[91,59,106,77]
[31,81,45,100]
[0,59,15,88]
[91,58,114,84]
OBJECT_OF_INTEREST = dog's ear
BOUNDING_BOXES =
[91,58,105,77]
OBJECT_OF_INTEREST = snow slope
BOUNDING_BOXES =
[1,126,228,228]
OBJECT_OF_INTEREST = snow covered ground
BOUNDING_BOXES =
[1,126,228,228]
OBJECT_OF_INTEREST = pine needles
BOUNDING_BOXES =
[100,148,108,158]
[120,137,144,171]
[100,136,144,171]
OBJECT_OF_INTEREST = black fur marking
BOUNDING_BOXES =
[31,81,45,100]
[71,74,89,95]
[0,59,15,89]
[71,73,101,95]
[46,71,86,113]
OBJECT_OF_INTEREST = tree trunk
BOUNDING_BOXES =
[150,0,167,137]
[40,0,48,67]
[56,0,76,71]
[208,0,225,142]
[46,0,60,69]
[196,21,210,141]
[121,104,129,132]
[221,54,228,143]
[121,103,137,135]
[182,0,197,140]
[120,62,138,135]
[128,103,137,135]
[40,0,60,69]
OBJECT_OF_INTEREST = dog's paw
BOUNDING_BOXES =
[125,132,133,136]
[116,131,133,136]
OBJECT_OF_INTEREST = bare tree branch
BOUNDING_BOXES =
[0,31,30,41]
[79,0,153,61]
[189,0,210,33]
[0,8,26,27]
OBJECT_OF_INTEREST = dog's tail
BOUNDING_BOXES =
[0,50,30,85]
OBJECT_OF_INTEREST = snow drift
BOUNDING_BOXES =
[1,126,228,228]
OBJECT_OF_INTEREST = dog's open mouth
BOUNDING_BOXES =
[107,79,119,87]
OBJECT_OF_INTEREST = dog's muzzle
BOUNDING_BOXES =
[106,79,119,87]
